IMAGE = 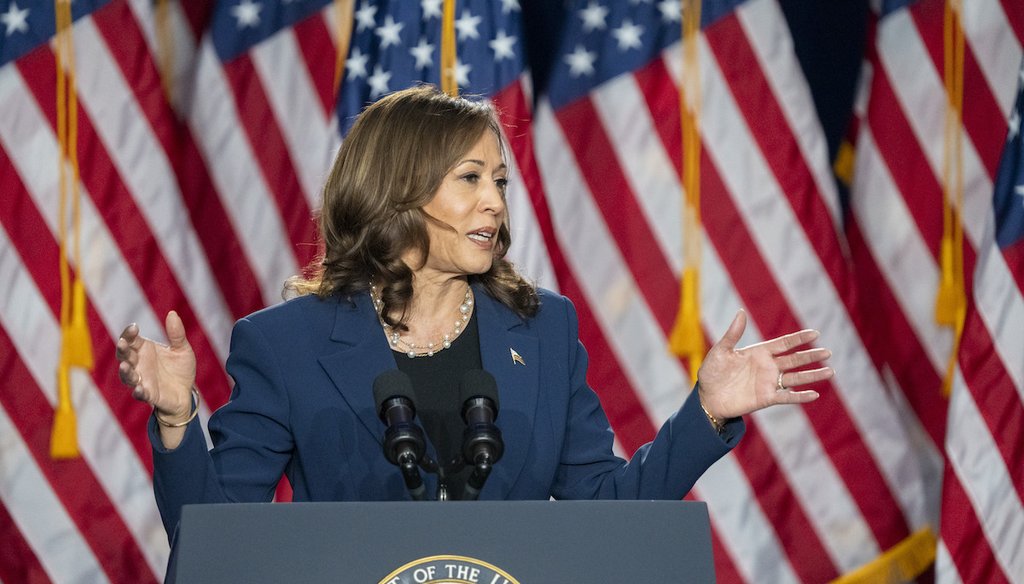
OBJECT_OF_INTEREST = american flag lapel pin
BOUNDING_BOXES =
[510,347,525,366]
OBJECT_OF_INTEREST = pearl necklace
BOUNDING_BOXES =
[370,284,473,358]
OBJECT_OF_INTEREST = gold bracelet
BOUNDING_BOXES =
[155,388,200,428]
[700,401,725,434]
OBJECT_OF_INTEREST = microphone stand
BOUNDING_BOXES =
[398,451,427,501]
[462,459,493,501]
[460,416,503,501]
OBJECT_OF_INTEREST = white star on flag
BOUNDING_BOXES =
[1,1,29,37]
[375,15,404,49]
[579,1,609,33]
[658,0,682,22]
[454,58,472,87]
[1016,184,1024,207]
[1009,108,1021,140]
[410,38,435,70]
[489,30,517,61]
[501,0,521,14]
[346,46,369,80]
[613,19,644,51]
[355,1,377,32]
[368,64,392,98]
[421,0,443,20]
[456,9,482,40]
[565,44,597,77]
[231,0,262,29]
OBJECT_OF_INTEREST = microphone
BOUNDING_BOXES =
[373,370,427,500]
[459,370,503,500]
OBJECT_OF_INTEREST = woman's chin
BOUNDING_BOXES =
[463,259,494,276]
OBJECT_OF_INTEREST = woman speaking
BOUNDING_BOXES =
[116,86,833,538]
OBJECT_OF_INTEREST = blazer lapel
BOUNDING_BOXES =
[474,284,539,498]
[315,286,540,498]
[316,293,394,441]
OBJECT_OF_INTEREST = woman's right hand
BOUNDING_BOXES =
[116,310,197,425]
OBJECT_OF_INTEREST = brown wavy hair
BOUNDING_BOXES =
[285,86,538,329]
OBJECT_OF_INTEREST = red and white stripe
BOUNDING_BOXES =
[491,75,559,290]
[529,0,942,580]
[850,0,1023,582]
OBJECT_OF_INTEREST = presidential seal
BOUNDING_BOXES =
[378,555,520,584]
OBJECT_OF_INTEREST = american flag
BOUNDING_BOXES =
[0,1,1021,583]
[935,53,1024,584]
[849,0,1023,581]
[538,0,936,581]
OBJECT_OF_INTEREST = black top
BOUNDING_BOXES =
[393,309,481,500]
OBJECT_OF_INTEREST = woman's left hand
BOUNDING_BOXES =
[697,310,833,421]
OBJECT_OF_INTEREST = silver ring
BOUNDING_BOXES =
[776,372,785,392]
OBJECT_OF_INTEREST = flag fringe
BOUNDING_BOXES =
[829,527,936,584]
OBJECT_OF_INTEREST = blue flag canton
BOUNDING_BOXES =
[993,61,1024,252]
[0,0,110,68]
[210,0,333,62]
[546,0,746,110]
[337,0,525,135]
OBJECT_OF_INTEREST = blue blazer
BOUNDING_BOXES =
[151,286,743,538]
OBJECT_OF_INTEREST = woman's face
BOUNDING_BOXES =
[417,130,507,280]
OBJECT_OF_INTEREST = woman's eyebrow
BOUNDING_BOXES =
[456,159,507,172]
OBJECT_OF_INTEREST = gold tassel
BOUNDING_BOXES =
[830,527,937,584]
[669,268,705,383]
[440,0,457,96]
[934,233,959,325]
[331,0,355,97]
[936,0,966,396]
[52,0,91,459]
[155,0,174,102]
[62,279,94,368]
[833,140,856,187]
[668,0,703,384]
[50,366,80,459]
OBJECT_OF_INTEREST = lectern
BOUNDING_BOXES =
[168,500,715,583]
